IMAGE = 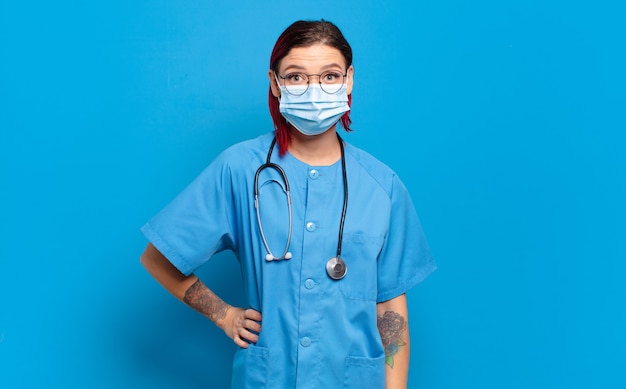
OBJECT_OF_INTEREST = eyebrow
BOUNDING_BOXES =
[282,63,345,73]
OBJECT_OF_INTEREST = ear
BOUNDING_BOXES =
[268,69,281,98]
[346,65,354,95]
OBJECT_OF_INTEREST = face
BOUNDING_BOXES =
[269,44,354,98]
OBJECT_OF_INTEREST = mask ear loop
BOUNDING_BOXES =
[274,73,283,97]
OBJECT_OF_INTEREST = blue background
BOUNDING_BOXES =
[1,0,625,388]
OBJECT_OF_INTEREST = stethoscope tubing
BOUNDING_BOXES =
[254,138,293,261]
[336,138,347,259]
[254,134,348,279]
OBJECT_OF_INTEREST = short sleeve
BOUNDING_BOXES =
[140,154,237,276]
[376,175,436,302]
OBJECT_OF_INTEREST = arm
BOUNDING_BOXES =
[377,293,410,389]
[140,243,261,348]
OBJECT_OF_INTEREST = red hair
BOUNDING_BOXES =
[268,20,353,156]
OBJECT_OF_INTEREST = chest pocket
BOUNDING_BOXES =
[338,233,384,301]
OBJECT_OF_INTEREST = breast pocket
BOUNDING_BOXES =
[338,234,384,301]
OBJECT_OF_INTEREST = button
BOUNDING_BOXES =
[309,169,319,179]
[300,337,311,347]
[304,279,315,289]
[306,222,316,232]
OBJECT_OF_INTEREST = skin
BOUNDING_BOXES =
[141,43,411,388]
[377,294,411,388]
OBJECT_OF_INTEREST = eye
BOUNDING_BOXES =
[284,73,307,84]
[322,71,343,83]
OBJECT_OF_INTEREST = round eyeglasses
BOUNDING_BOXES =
[276,70,348,96]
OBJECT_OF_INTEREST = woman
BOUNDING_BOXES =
[140,20,435,388]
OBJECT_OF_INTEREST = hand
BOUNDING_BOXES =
[219,307,262,348]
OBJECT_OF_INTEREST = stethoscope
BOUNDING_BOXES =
[254,134,349,280]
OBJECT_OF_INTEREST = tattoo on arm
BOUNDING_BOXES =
[377,311,407,367]
[183,279,228,322]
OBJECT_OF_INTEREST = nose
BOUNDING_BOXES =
[307,74,323,83]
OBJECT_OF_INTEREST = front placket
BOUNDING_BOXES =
[294,162,343,388]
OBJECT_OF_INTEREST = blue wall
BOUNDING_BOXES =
[1,1,624,388]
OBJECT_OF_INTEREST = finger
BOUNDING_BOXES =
[233,335,250,349]
[238,324,260,342]
[244,309,262,321]
[241,330,259,345]
[244,319,262,334]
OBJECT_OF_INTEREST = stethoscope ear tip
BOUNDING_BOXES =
[265,252,292,261]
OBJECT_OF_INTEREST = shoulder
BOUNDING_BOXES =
[220,132,274,162]
[187,132,274,187]
[211,132,275,171]
[343,140,400,198]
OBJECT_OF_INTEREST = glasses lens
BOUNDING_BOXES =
[283,73,309,95]
[279,71,346,95]
[319,71,345,94]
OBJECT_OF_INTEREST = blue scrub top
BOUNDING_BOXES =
[141,132,436,388]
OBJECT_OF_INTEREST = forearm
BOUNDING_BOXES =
[140,243,261,347]
[377,293,410,389]
[140,243,229,328]
[182,278,229,327]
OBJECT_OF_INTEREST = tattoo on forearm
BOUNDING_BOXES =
[377,311,407,367]
[183,279,228,322]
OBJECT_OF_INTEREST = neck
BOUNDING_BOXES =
[288,126,341,166]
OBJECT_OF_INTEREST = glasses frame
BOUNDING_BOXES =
[275,70,348,96]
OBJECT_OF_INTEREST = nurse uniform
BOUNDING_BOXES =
[142,132,436,388]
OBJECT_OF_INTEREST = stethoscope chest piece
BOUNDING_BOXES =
[326,257,347,280]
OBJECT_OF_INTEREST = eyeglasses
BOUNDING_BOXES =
[275,70,348,96]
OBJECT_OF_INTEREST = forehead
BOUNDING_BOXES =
[279,44,346,71]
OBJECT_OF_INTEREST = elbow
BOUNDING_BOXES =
[139,243,157,271]
[139,251,148,268]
